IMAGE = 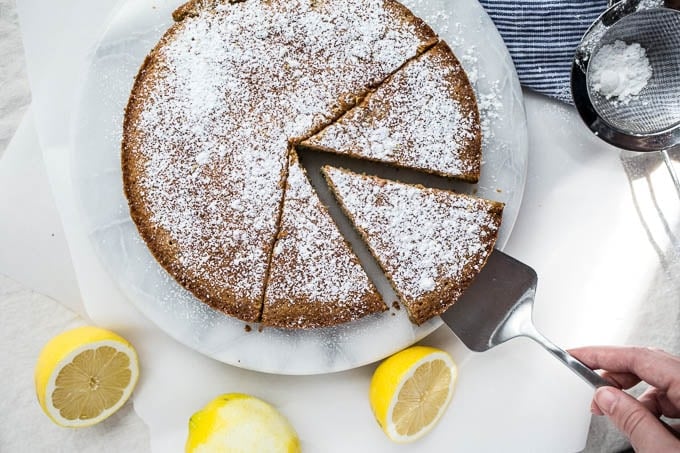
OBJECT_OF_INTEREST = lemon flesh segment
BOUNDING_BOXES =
[186,393,301,453]
[35,326,139,428]
[52,346,132,421]
[392,358,452,437]
[369,346,457,443]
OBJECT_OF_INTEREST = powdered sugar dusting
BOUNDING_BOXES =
[304,42,480,180]
[400,0,452,35]
[124,0,435,318]
[589,40,652,104]
[324,166,502,320]
[477,79,502,149]
[263,155,384,328]
[418,276,436,292]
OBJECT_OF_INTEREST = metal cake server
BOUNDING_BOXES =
[441,250,680,439]
[440,249,610,388]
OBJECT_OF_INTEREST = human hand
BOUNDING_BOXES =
[569,346,680,452]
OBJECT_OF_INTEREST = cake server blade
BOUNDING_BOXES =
[440,249,610,388]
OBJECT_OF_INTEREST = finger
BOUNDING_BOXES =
[639,387,680,419]
[638,387,663,417]
[594,387,680,452]
[569,346,680,396]
[600,370,641,389]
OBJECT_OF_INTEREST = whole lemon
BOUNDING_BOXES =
[186,393,301,452]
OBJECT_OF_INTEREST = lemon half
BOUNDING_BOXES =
[369,346,457,443]
[186,393,301,453]
[34,326,139,428]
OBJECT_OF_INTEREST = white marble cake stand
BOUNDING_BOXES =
[71,0,528,374]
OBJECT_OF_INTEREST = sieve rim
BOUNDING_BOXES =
[571,5,680,152]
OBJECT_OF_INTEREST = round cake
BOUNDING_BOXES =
[122,0,492,329]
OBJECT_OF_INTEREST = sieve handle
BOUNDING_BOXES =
[662,150,680,198]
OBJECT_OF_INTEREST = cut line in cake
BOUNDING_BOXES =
[122,0,437,325]
[121,0,498,329]
[302,40,481,182]
[262,152,386,328]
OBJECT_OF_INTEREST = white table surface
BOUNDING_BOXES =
[3,0,680,452]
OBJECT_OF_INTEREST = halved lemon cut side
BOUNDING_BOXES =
[35,326,139,428]
[369,346,457,443]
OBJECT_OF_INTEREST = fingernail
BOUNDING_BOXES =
[594,387,617,415]
[591,400,604,416]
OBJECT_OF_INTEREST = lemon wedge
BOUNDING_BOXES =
[369,345,457,443]
[186,393,301,453]
[34,326,139,428]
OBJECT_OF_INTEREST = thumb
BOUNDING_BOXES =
[594,387,680,452]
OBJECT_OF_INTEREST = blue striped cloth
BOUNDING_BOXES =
[479,0,608,103]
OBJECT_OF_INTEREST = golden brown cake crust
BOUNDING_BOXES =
[122,25,268,321]
[122,0,438,327]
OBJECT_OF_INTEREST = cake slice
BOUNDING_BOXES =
[322,166,503,325]
[303,41,481,182]
[262,153,386,329]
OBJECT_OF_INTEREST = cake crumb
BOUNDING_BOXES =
[244,324,252,332]
[392,301,401,310]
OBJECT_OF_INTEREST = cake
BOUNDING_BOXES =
[122,0,494,329]
[302,41,481,182]
[322,166,503,325]
[262,153,385,328]
[122,0,437,324]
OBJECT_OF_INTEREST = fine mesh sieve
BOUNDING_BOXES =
[572,1,680,191]
[587,9,680,136]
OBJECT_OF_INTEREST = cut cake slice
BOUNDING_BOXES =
[262,153,386,329]
[303,41,481,182]
[322,166,503,325]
